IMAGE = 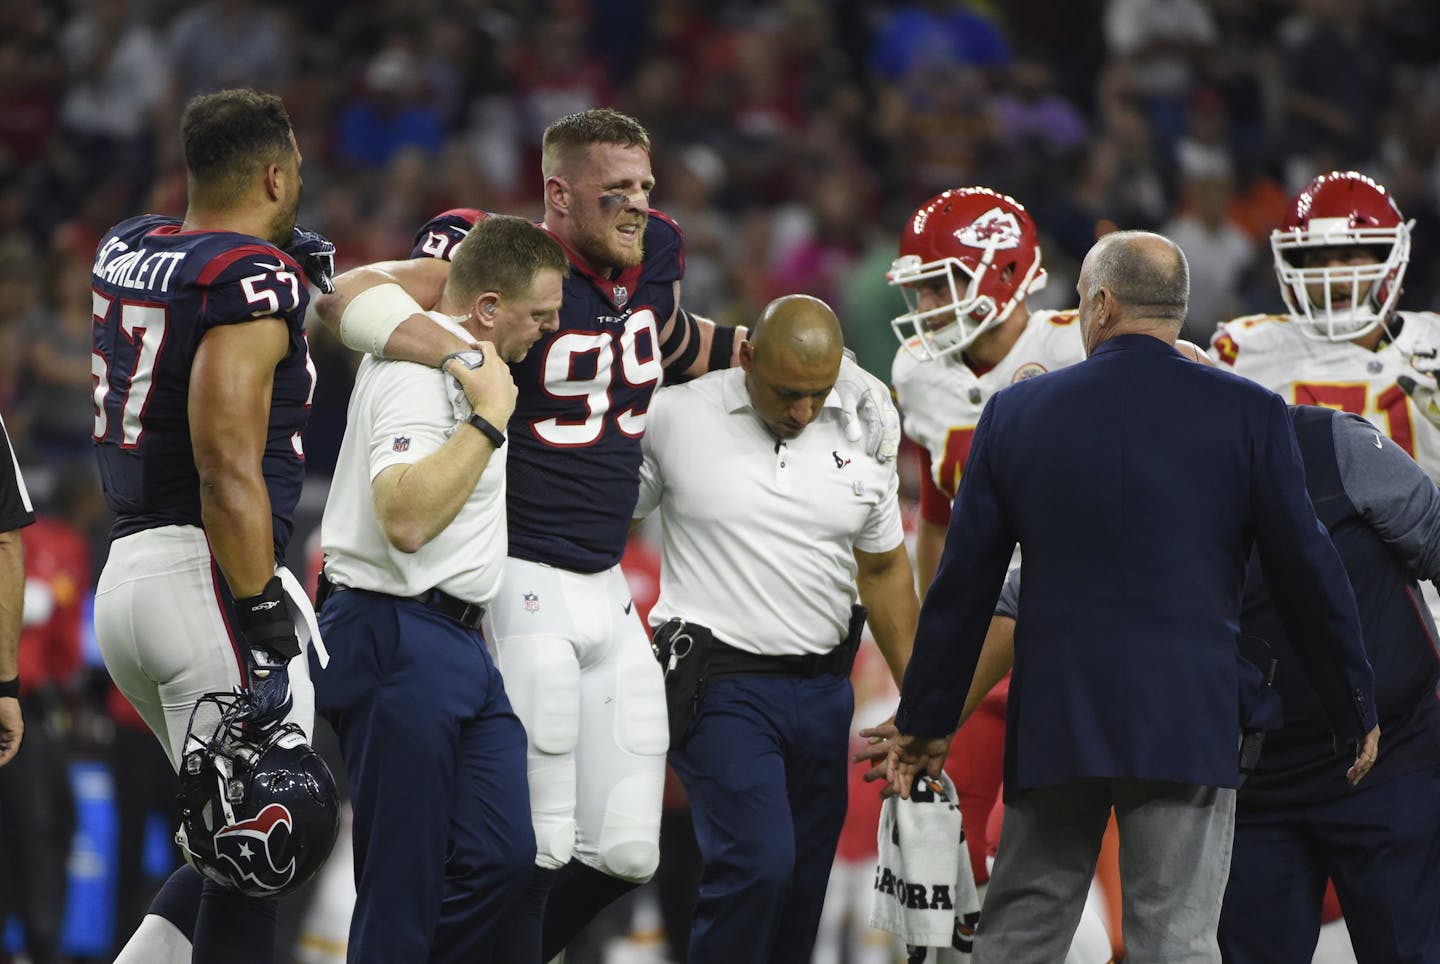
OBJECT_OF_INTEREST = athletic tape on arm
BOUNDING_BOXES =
[339,283,425,358]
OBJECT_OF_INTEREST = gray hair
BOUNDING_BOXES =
[1085,230,1189,325]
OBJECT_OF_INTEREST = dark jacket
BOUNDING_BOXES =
[897,334,1377,794]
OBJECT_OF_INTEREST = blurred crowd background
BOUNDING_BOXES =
[2,0,1437,960]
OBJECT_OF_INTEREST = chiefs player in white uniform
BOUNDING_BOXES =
[889,188,1085,591]
[1212,171,1440,628]
[880,188,1115,963]
[1211,170,1440,480]
[1208,167,1440,956]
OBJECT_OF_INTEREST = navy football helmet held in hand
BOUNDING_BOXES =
[284,224,337,294]
[176,694,340,899]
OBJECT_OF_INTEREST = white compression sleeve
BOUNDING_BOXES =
[338,282,425,358]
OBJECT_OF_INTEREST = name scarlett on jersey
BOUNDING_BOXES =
[94,237,187,293]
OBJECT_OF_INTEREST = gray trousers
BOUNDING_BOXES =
[974,778,1236,964]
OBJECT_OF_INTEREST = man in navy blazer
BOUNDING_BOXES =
[886,230,1381,963]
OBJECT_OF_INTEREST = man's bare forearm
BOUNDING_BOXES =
[0,531,22,680]
[856,543,918,688]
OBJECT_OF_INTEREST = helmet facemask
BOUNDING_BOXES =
[889,249,1045,362]
[1271,219,1412,341]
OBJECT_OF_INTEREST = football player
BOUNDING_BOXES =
[883,187,1082,901]
[1211,170,1440,631]
[889,187,1084,592]
[880,190,1151,962]
[91,89,337,964]
[1211,170,1440,479]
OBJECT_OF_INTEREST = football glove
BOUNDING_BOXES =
[234,575,301,730]
[285,225,337,294]
[1398,349,1440,431]
[441,349,490,424]
[835,351,902,462]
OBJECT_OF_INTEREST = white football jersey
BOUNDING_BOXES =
[1211,310,1440,482]
[893,308,1086,498]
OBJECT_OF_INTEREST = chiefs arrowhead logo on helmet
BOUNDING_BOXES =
[213,802,299,893]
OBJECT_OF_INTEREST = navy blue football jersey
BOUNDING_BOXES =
[92,215,316,557]
[411,208,699,572]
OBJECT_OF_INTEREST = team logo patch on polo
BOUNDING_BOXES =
[393,436,410,452]
[523,591,540,613]
[832,451,851,469]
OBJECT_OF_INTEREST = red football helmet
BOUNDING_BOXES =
[888,188,1047,361]
[1270,171,1413,341]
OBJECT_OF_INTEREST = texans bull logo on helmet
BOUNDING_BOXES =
[175,694,340,899]
[213,802,299,893]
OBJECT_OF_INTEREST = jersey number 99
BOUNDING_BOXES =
[534,311,663,446]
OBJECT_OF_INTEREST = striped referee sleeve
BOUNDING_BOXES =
[0,414,35,532]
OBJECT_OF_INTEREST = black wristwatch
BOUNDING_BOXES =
[465,412,506,448]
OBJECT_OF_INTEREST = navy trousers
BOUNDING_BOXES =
[313,590,535,963]
[1220,764,1440,964]
[670,672,853,964]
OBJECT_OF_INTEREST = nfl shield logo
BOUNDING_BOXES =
[612,284,629,308]
[393,436,410,452]
[523,591,540,613]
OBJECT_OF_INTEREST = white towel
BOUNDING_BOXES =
[278,565,328,667]
[870,772,981,962]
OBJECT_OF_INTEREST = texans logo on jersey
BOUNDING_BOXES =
[213,802,298,893]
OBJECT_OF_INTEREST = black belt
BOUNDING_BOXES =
[706,639,852,679]
[319,573,486,631]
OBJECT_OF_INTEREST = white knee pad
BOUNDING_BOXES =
[614,638,668,757]
[594,769,664,882]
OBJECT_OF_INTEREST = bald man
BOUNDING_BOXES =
[634,294,917,963]
[888,232,1377,963]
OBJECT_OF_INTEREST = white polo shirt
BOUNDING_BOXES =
[321,311,506,606]
[635,367,904,656]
